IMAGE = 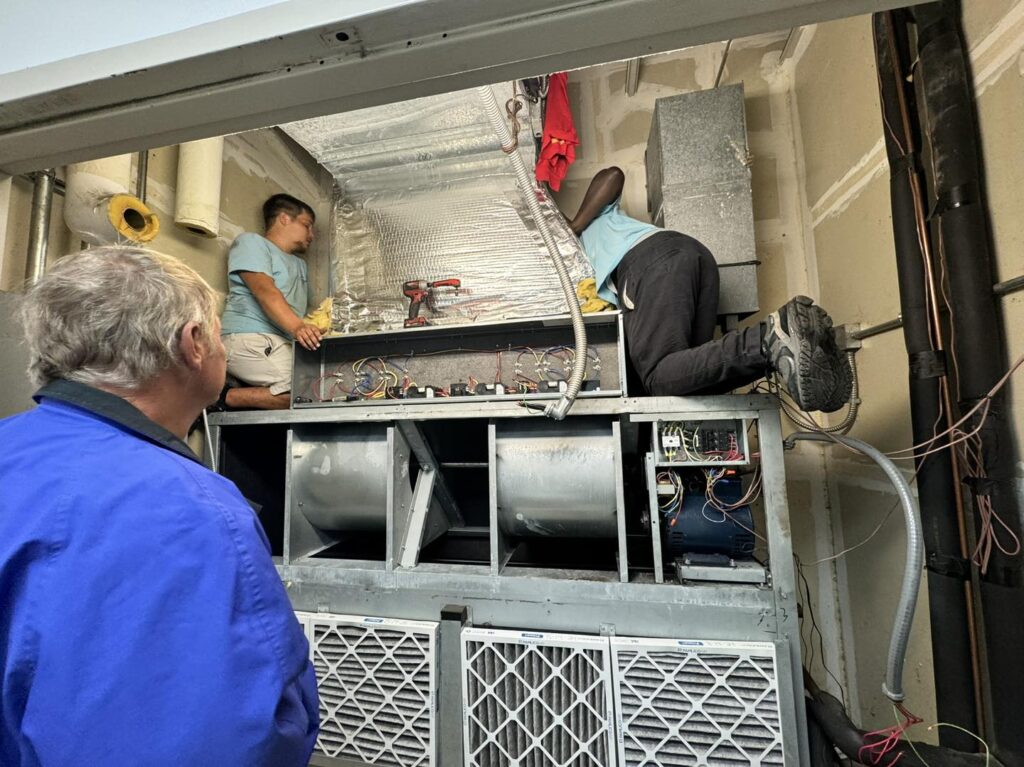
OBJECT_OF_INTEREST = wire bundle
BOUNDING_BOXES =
[656,471,685,526]
[310,345,604,403]
[857,703,922,766]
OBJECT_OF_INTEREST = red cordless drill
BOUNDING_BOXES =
[402,278,461,328]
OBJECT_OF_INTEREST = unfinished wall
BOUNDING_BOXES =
[791,0,1024,735]
[0,128,333,305]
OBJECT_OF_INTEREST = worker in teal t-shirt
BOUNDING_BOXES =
[219,194,322,410]
[567,167,851,413]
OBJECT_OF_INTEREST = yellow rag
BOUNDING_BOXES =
[303,297,334,332]
[576,278,614,313]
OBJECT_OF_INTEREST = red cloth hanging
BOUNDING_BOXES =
[534,72,579,191]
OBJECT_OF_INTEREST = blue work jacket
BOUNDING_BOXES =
[0,380,318,766]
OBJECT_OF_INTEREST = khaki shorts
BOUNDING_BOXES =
[222,333,294,395]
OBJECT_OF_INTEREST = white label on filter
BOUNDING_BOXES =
[662,435,681,448]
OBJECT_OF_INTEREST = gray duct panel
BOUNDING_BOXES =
[281,86,593,333]
[646,84,759,318]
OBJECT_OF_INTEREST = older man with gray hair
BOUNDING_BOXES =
[0,247,318,767]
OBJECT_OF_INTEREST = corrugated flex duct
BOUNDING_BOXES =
[280,85,592,333]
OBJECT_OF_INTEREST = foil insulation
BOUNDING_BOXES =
[281,86,592,333]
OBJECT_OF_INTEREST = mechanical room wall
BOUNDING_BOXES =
[792,0,1024,737]
[0,128,334,303]
[0,127,333,423]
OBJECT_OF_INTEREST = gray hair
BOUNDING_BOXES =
[21,246,219,390]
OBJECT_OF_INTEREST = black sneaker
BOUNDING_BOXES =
[764,296,852,413]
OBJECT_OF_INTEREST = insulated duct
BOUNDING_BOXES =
[872,9,979,748]
[279,86,592,335]
[174,138,223,238]
[63,156,159,245]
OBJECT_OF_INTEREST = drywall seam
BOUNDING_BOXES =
[810,138,886,229]
[825,462,865,723]
[970,0,1024,96]
[783,80,822,300]
[809,1,1024,229]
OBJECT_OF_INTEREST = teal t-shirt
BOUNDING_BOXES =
[221,233,309,336]
[580,202,661,306]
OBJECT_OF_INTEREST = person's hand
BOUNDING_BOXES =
[291,322,323,351]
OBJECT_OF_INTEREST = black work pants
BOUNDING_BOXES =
[614,231,766,396]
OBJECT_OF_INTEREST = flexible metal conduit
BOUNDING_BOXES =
[477,85,586,420]
[787,432,923,702]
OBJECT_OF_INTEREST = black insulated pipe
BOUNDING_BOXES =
[913,1,1024,762]
[805,680,1001,767]
[872,10,978,751]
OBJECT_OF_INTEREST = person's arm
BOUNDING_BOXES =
[567,166,626,235]
[239,271,322,351]
[24,466,319,767]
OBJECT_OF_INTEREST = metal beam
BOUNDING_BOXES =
[0,0,922,174]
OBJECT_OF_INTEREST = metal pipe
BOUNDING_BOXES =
[19,173,65,196]
[477,85,586,420]
[714,40,732,89]
[624,58,641,96]
[25,169,56,285]
[993,274,1024,296]
[135,150,149,203]
[852,275,1024,340]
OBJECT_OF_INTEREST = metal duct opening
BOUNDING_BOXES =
[280,86,592,333]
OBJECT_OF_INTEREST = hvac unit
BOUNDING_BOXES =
[610,637,784,766]
[461,627,617,766]
[299,613,438,766]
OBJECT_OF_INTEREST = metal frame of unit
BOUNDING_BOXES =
[209,390,808,767]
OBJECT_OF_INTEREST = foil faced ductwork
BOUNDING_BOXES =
[280,86,593,333]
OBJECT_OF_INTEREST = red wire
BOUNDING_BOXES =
[858,704,922,766]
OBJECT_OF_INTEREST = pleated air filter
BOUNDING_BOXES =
[461,628,616,767]
[610,637,784,767]
[299,613,438,766]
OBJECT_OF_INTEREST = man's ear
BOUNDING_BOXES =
[178,321,204,372]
